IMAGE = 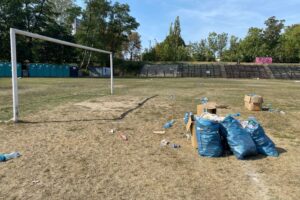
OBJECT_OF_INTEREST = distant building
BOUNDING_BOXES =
[71,18,81,35]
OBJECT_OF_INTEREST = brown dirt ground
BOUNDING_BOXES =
[0,94,299,200]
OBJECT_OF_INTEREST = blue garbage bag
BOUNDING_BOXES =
[195,117,223,157]
[220,116,257,159]
[244,118,279,157]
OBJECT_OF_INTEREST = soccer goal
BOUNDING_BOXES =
[10,28,114,122]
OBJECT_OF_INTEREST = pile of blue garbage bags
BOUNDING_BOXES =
[185,113,279,159]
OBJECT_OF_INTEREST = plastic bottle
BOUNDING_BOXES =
[163,120,175,129]
[184,112,189,124]
[4,152,21,160]
[0,152,21,162]
[201,97,208,113]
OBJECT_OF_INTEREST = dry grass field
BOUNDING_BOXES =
[0,78,299,200]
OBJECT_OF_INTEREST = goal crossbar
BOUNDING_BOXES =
[10,28,114,122]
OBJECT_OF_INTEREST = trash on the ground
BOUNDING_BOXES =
[109,129,116,134]
[184,112,189,124]
[186,133,191,140]
[153,130,166,135]
[279,111,286,115]
[220,116,257,159]
[160,139,170,147]
[184,97,279,160]
[184,112,193,125]
[118,133,128,141]
[32,180,40,184]
[196,117,223,157]
[242,117,279,157]
[163,120,175,129]
[0,152,21,162]
[244,94,263,111]
[263,104,285,114]
[170,143,181,149]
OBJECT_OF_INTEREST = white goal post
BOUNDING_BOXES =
[10,28,114,122]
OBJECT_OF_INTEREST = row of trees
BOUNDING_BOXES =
[0,1,299,64]
[143,16,300,63]
[0,0,142,66]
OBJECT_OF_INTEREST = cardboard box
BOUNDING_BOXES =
[197,102,217,115]
[244,95,263,111]
[186,116,198,149]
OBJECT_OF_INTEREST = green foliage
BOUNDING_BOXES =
[123,32,142,61]
[142,16,189,61]
[279,24,300,63]
[263,16,285,57]
[0,0,77,63]
[76,0,139,67]
[239,28,266,62]
[189,39,214,61]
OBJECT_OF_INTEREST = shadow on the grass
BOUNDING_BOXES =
[217,146,287,160]
[17,95,158,124]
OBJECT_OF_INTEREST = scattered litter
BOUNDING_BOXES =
[160,139,170,147]
[32,180,40,184]
[295,81,300,83]
[118,133,128,141]
[109,129,116,134]
[160,139,181,149]
[153,130,166,135]
[163,120,175,129]
[184,112,189,124]
[170,143,181,149]
[186,133,191,140]
[264,104,285,114]
[279,111,286,115]
[0,152,21,162]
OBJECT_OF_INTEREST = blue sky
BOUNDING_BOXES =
[75,0,300,49]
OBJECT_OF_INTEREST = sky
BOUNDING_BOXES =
[75,0,300,49]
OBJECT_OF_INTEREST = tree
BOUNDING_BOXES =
[263,16,285,58]
[239,28,266,62]
[279,24,300,63]
[77,0,139,67]
[189,39,214,61]
[0,0,76,63]
[49,0,75,25]
[143,16,189,61]
[208,32,218,59]
[207,32,228,60]
[106,2,139,54]
[222,35,240,62]
[123,32,142,61]
[217,32,228,58]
